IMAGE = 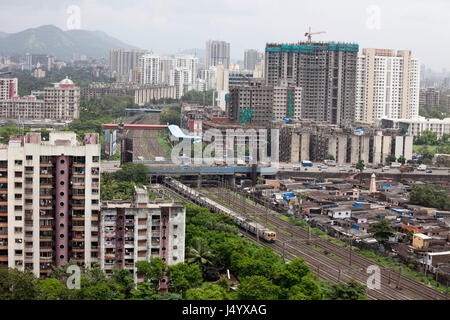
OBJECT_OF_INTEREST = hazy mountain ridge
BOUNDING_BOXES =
[0,25,138,60]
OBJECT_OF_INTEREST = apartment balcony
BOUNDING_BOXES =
[40,194,53,200]
[39,247,53,252]
[39,257,53,263]
[39,225,53,232]
[40,184,54,189]
[72,248,85,253]
[39,162,53,167]
[0,178,6,184]
[72,163,85,168]
[73,258,84,264]
[72,195,85,200]
[72,206,85,211]
[0,201,7,207]
[72,226,85,232]
[72,184,85,189]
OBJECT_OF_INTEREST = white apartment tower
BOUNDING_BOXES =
[175,54,198,86]
[170,68,191,99]
[0,132,100,279]
[356,49,420,124]
[139,54,161,85]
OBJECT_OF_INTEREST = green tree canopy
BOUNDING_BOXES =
[410,184,450,210]
[369,219,395,243]
[237,276,281,300]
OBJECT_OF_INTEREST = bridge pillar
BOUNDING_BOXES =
[197,174,202,188]
[227,174,236,187]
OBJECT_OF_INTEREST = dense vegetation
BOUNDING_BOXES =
[181,90,214,105]
[100,163,150,201]
[410,184,450,210]
[159,105,181,126]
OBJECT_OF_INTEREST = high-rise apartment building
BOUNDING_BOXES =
[170,68,191,99]
[206,40,230,69]
[139,54,161,85]
[0,132,101,278]
[355,48,420,123]
[0,78,18,100]
[109,49,151,82]
[265,42,359,127]
[160,56,177,85]
[100,187,185,283]
[175,54,198,86]
[419,88,440,108]
[244,49,259,72]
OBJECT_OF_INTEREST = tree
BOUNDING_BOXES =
[414,130,439,146]
[237,276,281,300]
[273,258,311,289]
[159,106,181,125]
[324,280,368,300]
[410,184,450,210]
[186,238,215,274]
[397,155,406,165]
[115,162,149,185]
[185,283,231,300]
[326,154,335,160]
[436,155,450,168]
[356,160,365,172]
[385,154,397,165]
[287,274,322,300]
[369,219,395,243]
[403,230,415,244]
[167,263,203,295]
[0,268,38,300]
[107,268,134,299]
[36,278,69,300]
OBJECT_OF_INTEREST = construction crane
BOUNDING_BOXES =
[304,27,326,44]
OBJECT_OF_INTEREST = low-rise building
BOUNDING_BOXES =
[413,233,433,249]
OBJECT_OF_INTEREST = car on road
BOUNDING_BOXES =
[292,165,301,171]
[426,170,433,173]
[383,166,390,170]
[318,164,328,169]
[338,165,347,171]
[417,164,427,171]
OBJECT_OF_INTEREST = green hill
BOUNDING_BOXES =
[0,25,137,60]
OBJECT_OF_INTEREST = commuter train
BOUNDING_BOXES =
[165,178,277,242]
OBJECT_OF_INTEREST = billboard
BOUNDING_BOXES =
[112,130,117,155]
[105,129,110,156]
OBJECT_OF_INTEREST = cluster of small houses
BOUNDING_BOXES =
[243,175,450,281]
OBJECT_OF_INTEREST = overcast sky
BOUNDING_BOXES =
[0,0,448,71]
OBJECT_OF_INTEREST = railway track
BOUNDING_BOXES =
[202,186,448,300]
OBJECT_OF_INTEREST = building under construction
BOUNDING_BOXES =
[265,42,358,127]
[202,119,413,164]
